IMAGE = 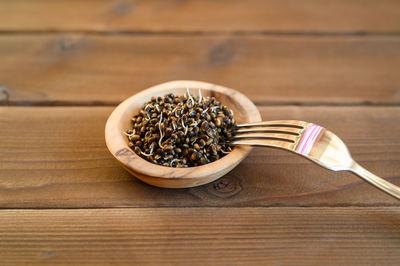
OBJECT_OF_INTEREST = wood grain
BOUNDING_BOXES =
[1,106,399,208]
[1,0,400,33]
[0,207,399,265]
[1,35,400,105]
[2,1,398,265]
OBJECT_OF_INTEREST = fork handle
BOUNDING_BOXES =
[349,162,400,200]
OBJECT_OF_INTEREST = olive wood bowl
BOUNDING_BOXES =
[105,80,261,188]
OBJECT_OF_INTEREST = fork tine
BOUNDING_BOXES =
[230,120,306,148]
[229,139,296,150]
[235,126,301,135]
[232,132,298,143]
[237,120,308,129]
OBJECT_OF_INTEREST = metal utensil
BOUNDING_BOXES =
[231,120,400,200]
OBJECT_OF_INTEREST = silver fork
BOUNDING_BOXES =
[230,120,400,200]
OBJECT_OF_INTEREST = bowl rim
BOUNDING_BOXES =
[105,80,261,180]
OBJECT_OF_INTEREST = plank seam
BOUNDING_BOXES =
[2,101,400,107]
[1,204,399,210]
[0,30,400,37]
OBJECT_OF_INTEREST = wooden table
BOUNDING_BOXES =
[1,1,399,265]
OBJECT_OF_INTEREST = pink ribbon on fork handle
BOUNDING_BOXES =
[296,124,324,156]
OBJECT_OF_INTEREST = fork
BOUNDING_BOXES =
[230,120,400,200]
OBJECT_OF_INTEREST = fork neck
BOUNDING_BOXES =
[349,162,400,200]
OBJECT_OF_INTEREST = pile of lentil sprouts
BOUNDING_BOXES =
[124,88,236,167]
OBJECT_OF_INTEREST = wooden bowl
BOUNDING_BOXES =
[105,80,261,188]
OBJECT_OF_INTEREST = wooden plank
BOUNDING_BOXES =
[1,106,399,208]
[1,35,400,105]
[0,207,399,265]
[0,0,400,33]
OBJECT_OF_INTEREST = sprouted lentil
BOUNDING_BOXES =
[125,89,236,167]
